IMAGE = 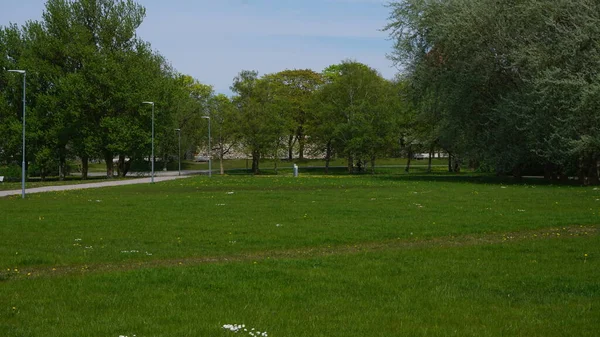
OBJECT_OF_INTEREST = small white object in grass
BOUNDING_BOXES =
[74,238,82,241]
[96,200,102,202]
[276,224,282,227]
[223,324,267,336]
[517,209,526,212]
[145,251,153,256]
[226,191,235,195]
[501,186,507,189]
[216,204,226,206]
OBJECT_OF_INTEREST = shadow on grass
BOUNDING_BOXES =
[372,172,585,187]
[224,166,587,187]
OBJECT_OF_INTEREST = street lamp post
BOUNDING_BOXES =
[175,128,181,176]
[8,70,26,199]
[202,116,211,177]
[142,101,155,183]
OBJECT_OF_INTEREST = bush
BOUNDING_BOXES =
[0,165,22,181]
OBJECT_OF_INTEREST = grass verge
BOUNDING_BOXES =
[0,174,598,336]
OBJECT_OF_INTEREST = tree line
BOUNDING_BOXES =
[385,0,600,184]
[2,0,599,184]
[1,0,409,179]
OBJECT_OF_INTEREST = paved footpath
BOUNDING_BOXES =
[0,175,190,198]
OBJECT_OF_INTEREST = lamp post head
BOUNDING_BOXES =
[201,116,210,119]
[142,101,154,106]
[175,128,181,132]
[8,69,25,74]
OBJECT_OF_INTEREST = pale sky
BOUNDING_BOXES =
[1,0,398,95]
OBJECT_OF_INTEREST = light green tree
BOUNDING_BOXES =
[230,70,287,174]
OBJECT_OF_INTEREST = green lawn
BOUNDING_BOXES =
[0,176,145,192]
[1,174,598,336]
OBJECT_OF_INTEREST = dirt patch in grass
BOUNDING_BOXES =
[2,224,596,281]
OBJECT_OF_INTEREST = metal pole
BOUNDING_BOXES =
[21,72,26,199]
[176,129,181,176]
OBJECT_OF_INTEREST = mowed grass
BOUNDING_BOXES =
[1,175,598,268]
[0,176,144,192]
[1,174,599,336]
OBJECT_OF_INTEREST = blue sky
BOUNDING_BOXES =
[1,0,398,95]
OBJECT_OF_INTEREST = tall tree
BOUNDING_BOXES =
[230,70,286,174]
[208,94,238,175]
[386,0,600,183]
[311,61,396,173]
[268,69,323,160]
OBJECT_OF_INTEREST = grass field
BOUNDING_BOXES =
[0,158,447,191]
[1,174,598,336]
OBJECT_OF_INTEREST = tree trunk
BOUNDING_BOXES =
[512,164,523,181]
[219,148,224,175]
[117,155,124,177]
[325,141,332,174]
[588,157,599,185]
[448,154,453,172]
[453,156,461,173]
[117,155,131,177]
[405,149,413,173]
[58,157,64,181]
[427,145,433,173]
[370,156,376,175]
[287,135,295,160]
[81,156,89,180]
[347,155,354,174]
[252,150,260,174]
[298,128,305,160]
[104,151,114,178]
[544,163,554,181]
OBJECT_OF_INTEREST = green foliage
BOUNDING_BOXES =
[0,0,186,179]
[230,70,288,174]
[0,165,22,179]
[266,69,324,159]
[310,61,402,173]
[386,0,600,183]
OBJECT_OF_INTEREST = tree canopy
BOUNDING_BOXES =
[386,0,600,183]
